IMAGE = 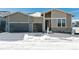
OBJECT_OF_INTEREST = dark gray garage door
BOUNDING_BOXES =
[10,23,29,32]
[33,23,42,32]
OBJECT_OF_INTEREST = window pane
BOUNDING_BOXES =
[58,19,61,27]
[62,19,65,27]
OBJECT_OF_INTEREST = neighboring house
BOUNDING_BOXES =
[42,9,73,33]
[0,9,73,33]
[0,17,6,32]
[0,11,11,32]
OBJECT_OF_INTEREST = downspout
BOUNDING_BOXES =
[8,16,10,32]
[5,17,8,32]
[71,15,75,35]
[5,16,10,32]
[28,15,29,32]
[43,12,45,32]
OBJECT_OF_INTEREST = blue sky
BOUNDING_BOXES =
[0,8,79,19]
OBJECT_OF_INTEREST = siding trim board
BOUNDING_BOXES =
[9,22,29,23]
[9,22,43,23]
[32,21,43,23]
[45,18,66,19]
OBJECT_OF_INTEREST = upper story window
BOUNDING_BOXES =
[58,19,66,27]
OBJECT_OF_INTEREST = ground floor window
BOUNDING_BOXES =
[62,19,65,27]
[58,19,61,27]
[58,19,66,27]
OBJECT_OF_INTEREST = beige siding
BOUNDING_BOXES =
[51,19,58,28]
[66,14,72,28]
[51,28,72,32]
[32,17,43,23]
[45,10,67,31]
[51,10,66,18]
[50,14,72,32]
[50,10,72,32]
[28,16,33,23]
[6,13,29,22]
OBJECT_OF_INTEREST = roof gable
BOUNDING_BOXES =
[5,12,29,17]
[41,9,73,17]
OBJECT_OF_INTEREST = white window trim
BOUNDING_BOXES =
[57,18,66,28]
[57,19,62,27]
[45,18,66,28]
[32,22,43,23]
[61,19,66,27]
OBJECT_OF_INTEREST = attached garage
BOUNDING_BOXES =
[33,23,42,32]
[10,23,29,32]
[5,12,31,32]
[5,12,43,32]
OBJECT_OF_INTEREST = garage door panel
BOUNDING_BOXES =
[33,23,42,32]
[10,23,29,32]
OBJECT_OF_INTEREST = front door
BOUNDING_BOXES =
[45,20,51,30]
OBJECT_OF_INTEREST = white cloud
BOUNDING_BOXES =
[29,12,41,17]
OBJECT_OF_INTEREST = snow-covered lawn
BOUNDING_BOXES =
[0,32,79,50]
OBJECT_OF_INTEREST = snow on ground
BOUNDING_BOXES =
[1,40,79,50]
[23,33,79,42]
[0,32,79,50]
